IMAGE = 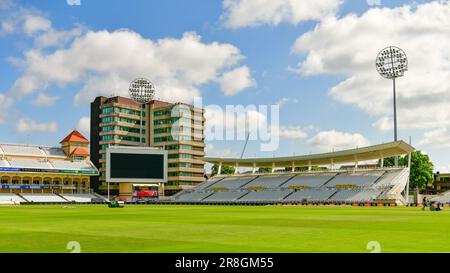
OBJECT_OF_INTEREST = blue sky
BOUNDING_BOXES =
[1,0,449,172]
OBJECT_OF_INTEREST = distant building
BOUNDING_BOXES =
[90,96,205,196]
[434,172,450,192]
[0,130,98,194]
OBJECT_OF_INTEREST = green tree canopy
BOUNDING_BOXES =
[379,150,434,190]
[211,164,235,176]
[257,167,272,173]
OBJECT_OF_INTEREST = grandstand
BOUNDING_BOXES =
[0,131,99,201]
[174,141,414,205]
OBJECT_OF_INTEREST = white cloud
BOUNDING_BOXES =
[276,97,299,107]
[76,116,90,136]
[0,0,14,10]
[16,118,57,134]
[418,128,450,148]
[222,0,342,28]
[218,66,256,96]
[372,116,392,131]
[34,27,84,48]
[10,30,253,104]
[23,15,51,36]
[292,1,450,135]
[205,143,238,158]
[307,130,370,152]
[0,94,13,123]
[277,126,308,139]
[31,93,59,106]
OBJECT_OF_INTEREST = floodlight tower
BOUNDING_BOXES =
[128,78,156,145]
[376,46,408,166]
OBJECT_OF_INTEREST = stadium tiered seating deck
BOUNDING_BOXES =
[243,175,294,189]
[372,169,403,187]
[41,147,67,157]
[51,160,95,171]
[176,192,214,202]
[8,157,53,169]
[208,176,256,190]
[0,193,26,203]
[431,192,450,204]
[0,144,46,156]
[238,190,292,202]
[195,176,225,190]
[173,168,408,204]
[326,171,385,187]
[203,191,249,202]
[0,159,10,167]
[21,194,67,203]
[329,189,382,202]
[282,174,336,188]
[284,189,338,202]
[61,194,99,203]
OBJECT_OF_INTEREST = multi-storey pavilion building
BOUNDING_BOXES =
[0,130,98,194]
[90,96,205,196]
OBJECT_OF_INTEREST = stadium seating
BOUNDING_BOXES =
[8,157,53,169]
[326,172,384,187]
[21,194,67,203]
[0,193,26,203]
[61,194,99,203]
[203,191,249,201]
[431,192,450,204]
[207,176,257,190]
[238,190,292,202]
[51,160,95,171]
[373,169,403,187]
[0,159,10,167]
[41,147,67,157]
[173,168,408,204]
[328,189,381,202]
[195,176,225,190]
[176,192,214,201]
[282,174,336,188]
[244,175,294,189]
[284,189,337,202]
[0,144,46,157]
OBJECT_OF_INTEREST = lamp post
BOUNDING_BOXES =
[128,78,156,145]
[376,46,408,167]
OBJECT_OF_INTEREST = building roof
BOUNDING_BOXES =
[60,130,89,144]
[205,141,415,168]
[70,147,89,156]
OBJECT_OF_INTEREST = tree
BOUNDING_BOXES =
[257,168,272,173]
[379,150,434,190]
[211,164,235,176]
[408,151,434,190]
[285,166,322,172]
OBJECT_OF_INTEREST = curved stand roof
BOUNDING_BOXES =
[205,140,414,168]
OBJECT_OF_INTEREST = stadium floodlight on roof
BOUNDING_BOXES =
[128,78,156,144]
[128,78,155,104]
[376,46,408,166]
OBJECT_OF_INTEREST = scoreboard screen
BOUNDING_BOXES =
[106,147,167,183]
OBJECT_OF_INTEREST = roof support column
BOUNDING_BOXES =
[218,163,222,175]
[354,156,358,170]
[405,152,412,205]
[330,159,334,170]
[234,163,239,174]
[308,160,312,172]
[271,163,275,173]
[252,163,256,174]
[291,162,295,173]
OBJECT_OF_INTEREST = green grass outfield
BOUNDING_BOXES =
[0,205,449,253]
